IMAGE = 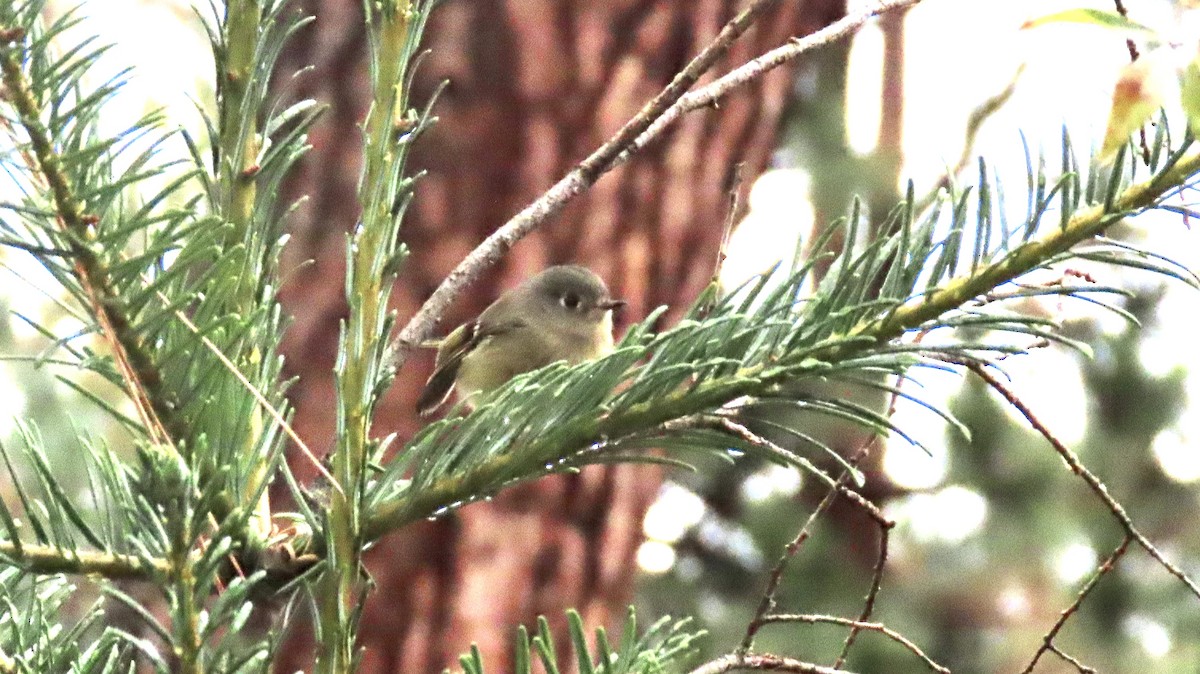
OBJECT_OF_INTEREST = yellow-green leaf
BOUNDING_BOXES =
[1022,8,1154,34]
[1181,55,1200,139]
[1100,59,1162,164]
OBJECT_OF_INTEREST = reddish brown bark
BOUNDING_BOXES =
[272,1,846,671]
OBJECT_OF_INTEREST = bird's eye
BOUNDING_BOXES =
[561,293,581,310]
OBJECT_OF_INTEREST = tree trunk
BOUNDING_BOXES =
[272,1,846,671]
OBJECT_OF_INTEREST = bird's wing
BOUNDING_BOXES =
[415,319,525,417]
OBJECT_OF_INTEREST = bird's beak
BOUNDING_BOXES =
[596,298,626,312]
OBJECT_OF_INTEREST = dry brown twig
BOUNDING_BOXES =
[658,407,918,672]
[954,358,1199,671]
[733,383,907,668]
[738,448,856,654]
[391,0,927,368]
[694,163,747,321]
[1047,644,1099,674]
[762,615,949,674]
[1020,535,1131,673]
[831,483,893,668]
[964,361,1200,599]
[687,653,857,674]
[1037,536,1129,671]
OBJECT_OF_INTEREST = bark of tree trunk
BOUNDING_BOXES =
[272,1,846,671]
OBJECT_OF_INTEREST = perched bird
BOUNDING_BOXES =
[416,265,625,417]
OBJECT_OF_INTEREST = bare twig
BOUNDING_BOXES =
[615,0,924,169]
[687,653,858,674]
[1112,0,1137,59]
[739,460,847,653]
[695,164,746,320]
[964,362,1200,600]
[1021,536,1131,674]
[832,485,893,667]
[762,615,949,674]
[739,375,906,661]
[707,415,842,490]
[660,412,899,664]
[391,0,926,367]
[1047,645,1098,674]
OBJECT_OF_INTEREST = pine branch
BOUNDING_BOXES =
[217,0,264,249]
[316,0,434,670]
[453,608,704,674]
[0,569,160,671]
[0,420,177,589]
[859,150,1200,350]
[0,541,168,580]
[0,26,184,447]
[364,144,1200,542]
[0,2,319,670]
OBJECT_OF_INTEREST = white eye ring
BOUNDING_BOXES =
[561,294,581,309]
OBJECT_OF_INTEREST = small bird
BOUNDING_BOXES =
[416,265,625,417]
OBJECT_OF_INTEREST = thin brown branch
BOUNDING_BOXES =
[698,164,746,319]
[739,378,905,659]
[832,484,893,667]
[391,0,927,367]
[761,614,948,674]
[690,164,747,321]
[964,361,1200,600]
[738,457,854,654]
[614,0,924,169]
[672,415,893,664]
[1047,645,1098,674]
[1111,0,1140,61]
[706,416,842,490]
[1020,535,1131,674]
[830,378,909,667]
[687,653,858,674]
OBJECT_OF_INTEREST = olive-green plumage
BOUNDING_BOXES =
[416,265,624,416]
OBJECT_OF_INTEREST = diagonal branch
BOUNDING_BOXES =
[614,0,925,169]
[965,361,1200,599]
[761,615,949,674]
[390,0,927,367]
[736,437,887,656]
[832,485,894,668]
[0,30,182,448]
[1021,535,1131,674]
